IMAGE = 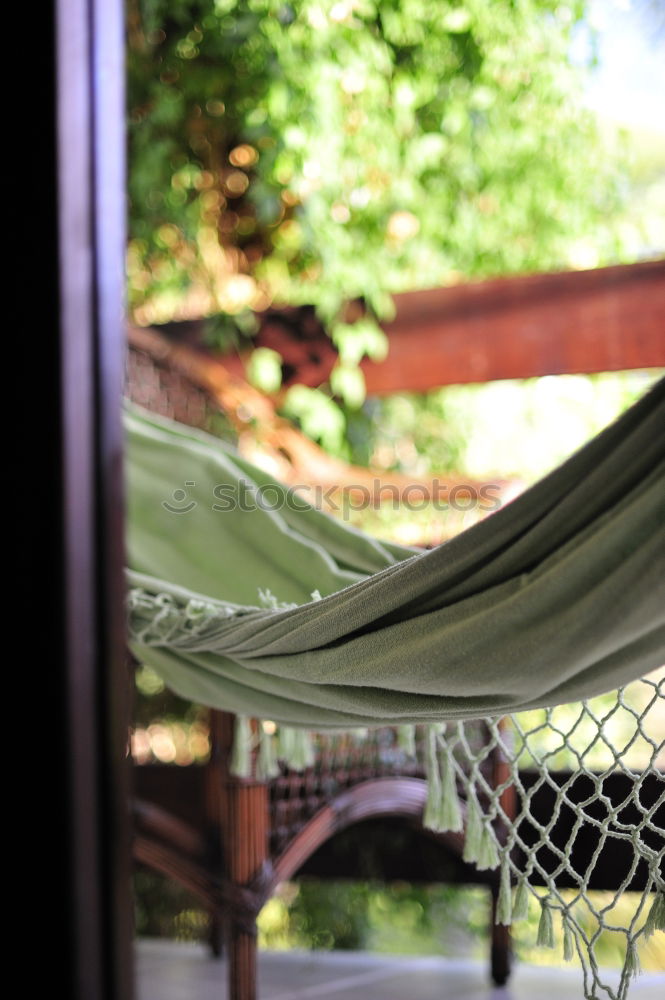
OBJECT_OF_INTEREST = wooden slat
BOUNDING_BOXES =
[212,259,665,392]
[362,259,665,393]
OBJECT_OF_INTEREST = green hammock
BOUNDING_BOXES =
[126,377,665,728]
[126,380,665,1000]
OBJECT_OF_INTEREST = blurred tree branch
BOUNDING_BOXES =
[127,324,515,506]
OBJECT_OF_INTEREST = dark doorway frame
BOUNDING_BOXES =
[43,0,134,997]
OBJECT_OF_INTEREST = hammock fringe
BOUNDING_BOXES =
[276,726,315,771]
[230,715,252,778]
[462,791,484,865]
[536,896,555,949]
[438,745,464,833]
[397,724,417,758]
[256,725,280,780]
[643,891,665,938]
[625,939,641,980]
[562,913,575,963]
[496,856,513,925]
[512,876,531,922]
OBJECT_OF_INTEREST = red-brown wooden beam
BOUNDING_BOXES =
[363,259,665,393]
[214,259,665,393]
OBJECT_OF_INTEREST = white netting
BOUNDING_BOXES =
[237,668,664,999]
[420,669,665,999]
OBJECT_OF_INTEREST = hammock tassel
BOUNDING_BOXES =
[476,823,500,870]
[230,715,253,778]
[462,792,483,865]
[643,890,665,938]
[536,896,555,948]
[397,724,417,758]
[276,725,294,764]
[423,726,444,831]
[439,746,463,833]
[277,726,315,771]
[624,938,641,980]
[496,856,513,925]
[293,729,315,769]
[256,724,280,780]
[512,876,530,921]
[562,913,575,962]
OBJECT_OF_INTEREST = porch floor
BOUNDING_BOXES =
[136,939,664,1000]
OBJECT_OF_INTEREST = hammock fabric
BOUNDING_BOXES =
[126,381,665,1000]
[126,377,665,729]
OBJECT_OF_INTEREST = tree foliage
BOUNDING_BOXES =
[127,0,624,427]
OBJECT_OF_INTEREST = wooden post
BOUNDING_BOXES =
[209,712,270,1000]
[490,891,512,987]
[205,709,227,958]
[490,718,516,987]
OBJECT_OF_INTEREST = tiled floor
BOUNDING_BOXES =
[136,939,665,1000]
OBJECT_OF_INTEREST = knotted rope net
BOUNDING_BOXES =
[232,668,664,1000]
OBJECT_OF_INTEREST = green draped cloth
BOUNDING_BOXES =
[126,378,665,729]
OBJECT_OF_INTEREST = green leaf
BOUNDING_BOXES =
[282,385,346,453]
[330,363,366,408]
[247,347,283,394]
